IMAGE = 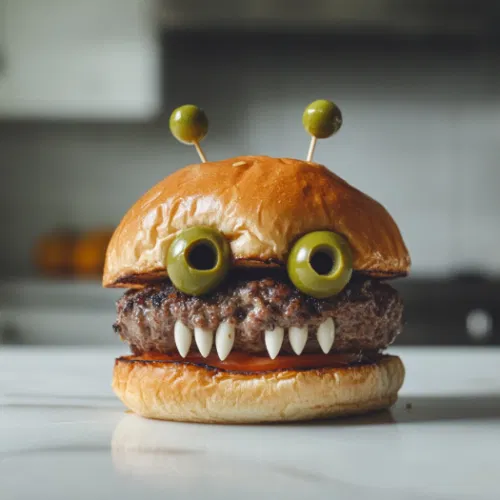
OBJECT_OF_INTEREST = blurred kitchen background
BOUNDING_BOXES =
[0,0,499,347]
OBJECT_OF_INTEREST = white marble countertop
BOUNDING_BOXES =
[1,346,499,500]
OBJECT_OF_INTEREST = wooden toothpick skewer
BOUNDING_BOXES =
[306,136,317,162]
[193,140,207,163]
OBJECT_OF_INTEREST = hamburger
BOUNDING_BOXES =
[104,151,410,423]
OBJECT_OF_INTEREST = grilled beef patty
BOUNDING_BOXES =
[113,273,403,356]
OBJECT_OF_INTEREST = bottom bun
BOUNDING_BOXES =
[112,355,405,424]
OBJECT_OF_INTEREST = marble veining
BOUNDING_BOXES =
[5,392,117,401]
[3,402,119,410]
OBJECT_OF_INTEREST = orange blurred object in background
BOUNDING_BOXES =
[35,229,113,278]
[34,230,78,277]
[73,229,114,277]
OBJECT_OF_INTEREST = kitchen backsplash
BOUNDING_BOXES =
[0,34,499,277]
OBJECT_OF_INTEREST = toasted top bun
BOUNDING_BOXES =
[103,156,410,288]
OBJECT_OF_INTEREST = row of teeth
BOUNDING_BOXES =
[173,318,335,361]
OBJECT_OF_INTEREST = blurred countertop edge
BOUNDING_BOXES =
[0,277,121,309]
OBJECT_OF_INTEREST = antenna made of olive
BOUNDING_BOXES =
[303,100,342,162]
[169,105,209,163]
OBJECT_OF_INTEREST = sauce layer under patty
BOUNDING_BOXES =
[118,351,384,373]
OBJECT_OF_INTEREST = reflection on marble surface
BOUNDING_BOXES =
[111,413,402,497]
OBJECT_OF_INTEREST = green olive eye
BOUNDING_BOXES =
[287,231,352,299]
[167,227,231,296]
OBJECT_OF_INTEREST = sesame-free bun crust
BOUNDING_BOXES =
[103,156,410,288]
[112,355,404,423]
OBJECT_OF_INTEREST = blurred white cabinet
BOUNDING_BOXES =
[0,0,161,119]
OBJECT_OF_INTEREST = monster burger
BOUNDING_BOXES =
[104,101,411,423]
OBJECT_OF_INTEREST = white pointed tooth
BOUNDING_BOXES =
[289,326,308,355]
[215,322,235,361]
[317,318,335,354]
[174,321,192,358]
[194,327,214,358]
[265,327,284,359]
